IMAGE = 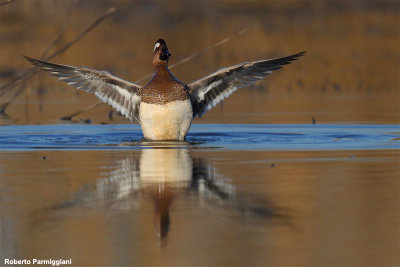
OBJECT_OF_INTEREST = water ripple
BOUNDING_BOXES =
[0,124,398,151]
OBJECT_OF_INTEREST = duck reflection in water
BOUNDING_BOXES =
[38,145,291,240]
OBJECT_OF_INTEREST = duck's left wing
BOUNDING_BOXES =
[24,56,142,122]
[188,51,305,118]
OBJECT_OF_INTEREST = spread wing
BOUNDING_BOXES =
[188,51,305,118]
[24,56,142,122]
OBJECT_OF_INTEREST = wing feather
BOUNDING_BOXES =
[24,56,142,122]
[188,51,305,117]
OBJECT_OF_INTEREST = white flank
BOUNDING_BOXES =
[139,100,193,141]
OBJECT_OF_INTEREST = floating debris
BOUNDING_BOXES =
[80,118,92,124]
[60,116,72,121]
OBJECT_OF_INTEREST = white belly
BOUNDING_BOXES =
[139,100,193,141]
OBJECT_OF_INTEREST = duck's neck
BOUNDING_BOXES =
[153,63,171,78]
[154,62,168,71]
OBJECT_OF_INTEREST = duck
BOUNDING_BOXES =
[25,39,304,141]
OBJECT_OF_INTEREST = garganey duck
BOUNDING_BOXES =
[25,39,304,141]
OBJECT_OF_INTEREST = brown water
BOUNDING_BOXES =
[1,1,399,266]
[0,148,399,266]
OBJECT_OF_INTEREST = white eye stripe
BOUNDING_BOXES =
[153,43,160,52]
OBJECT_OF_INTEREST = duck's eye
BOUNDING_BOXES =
[153,43,160,52]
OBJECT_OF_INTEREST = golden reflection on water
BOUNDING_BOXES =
[28,147,288,242]
[0,149,398,265]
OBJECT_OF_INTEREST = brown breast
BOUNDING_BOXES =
[141,66,189,105]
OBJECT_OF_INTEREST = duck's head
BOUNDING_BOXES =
[153,38,171,66]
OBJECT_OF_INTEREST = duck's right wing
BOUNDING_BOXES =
[25,56,142,122]
[188,51,305,118]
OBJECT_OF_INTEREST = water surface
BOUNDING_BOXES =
[0,124,398,151]
[0,124,399,266]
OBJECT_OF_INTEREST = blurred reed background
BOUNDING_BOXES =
[0,0,398,125]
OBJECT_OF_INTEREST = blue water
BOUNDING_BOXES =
[0,124,399,151]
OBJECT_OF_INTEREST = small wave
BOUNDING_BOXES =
[0,124,398,151]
